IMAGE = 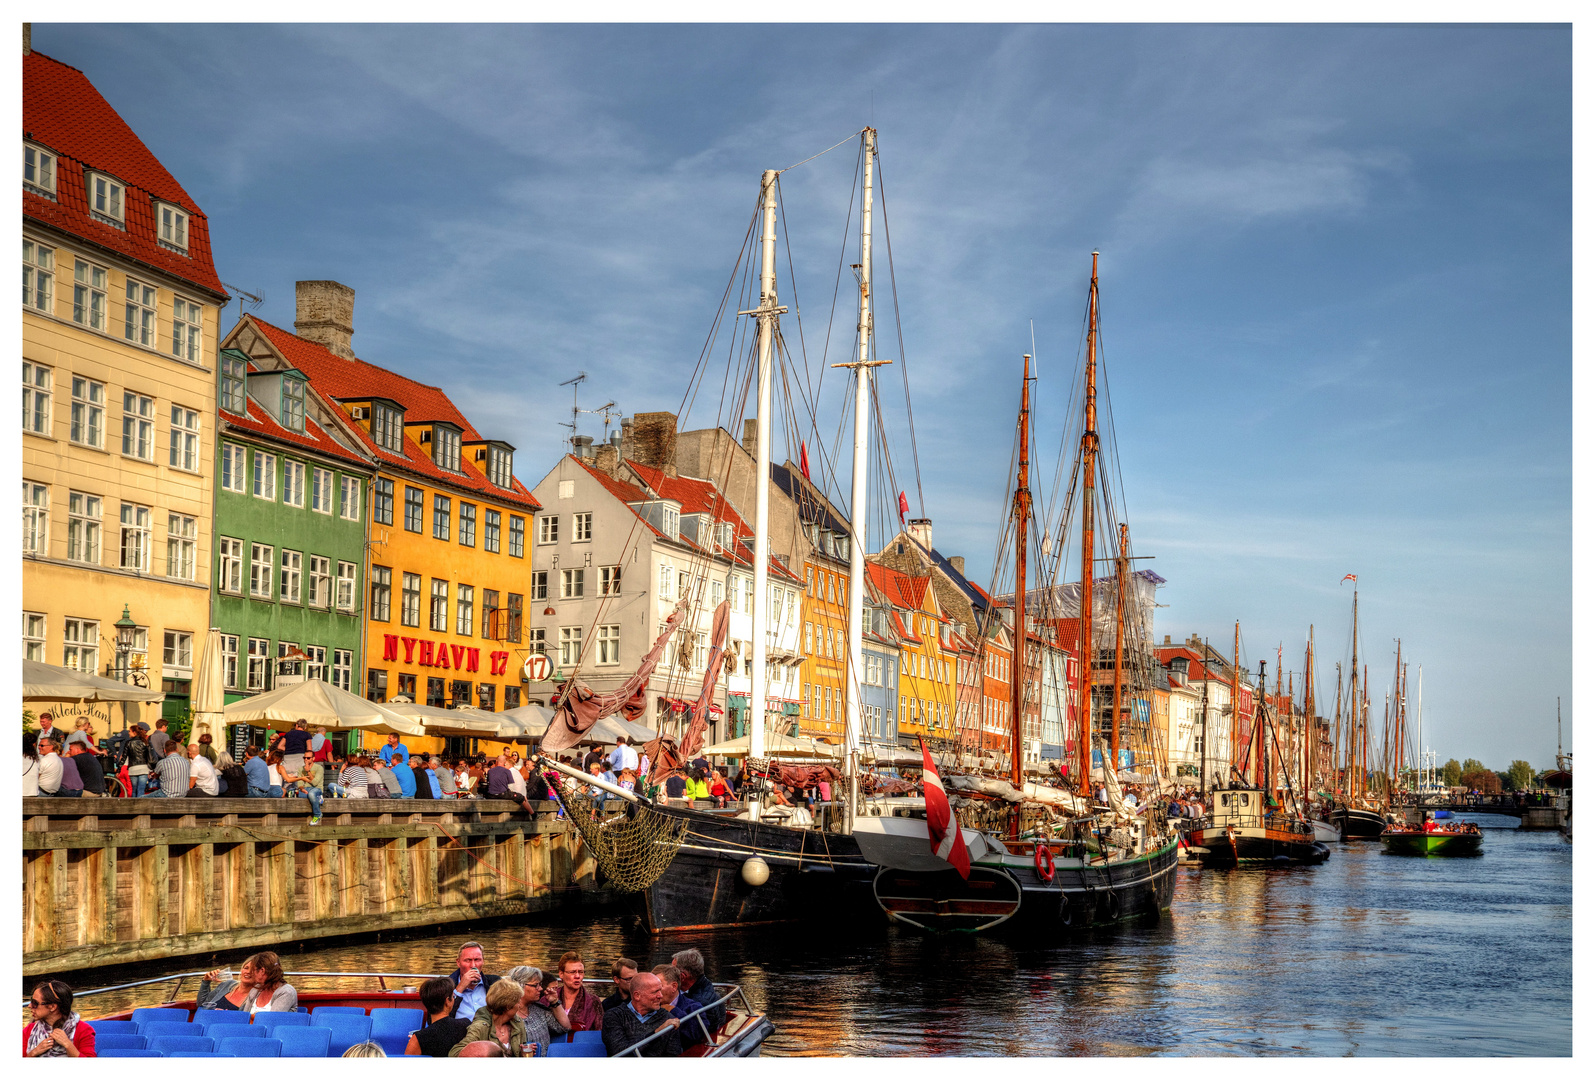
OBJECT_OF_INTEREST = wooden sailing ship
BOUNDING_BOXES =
[1331,580,1388,839]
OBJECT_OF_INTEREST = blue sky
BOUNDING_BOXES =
[31,23,1571,770]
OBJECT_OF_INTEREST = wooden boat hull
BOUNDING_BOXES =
[639,804,876,933]
[872,865,1023,933]
[1332,806,1387,839]
[1380,831,1482,857]
[1189,823,1330,867]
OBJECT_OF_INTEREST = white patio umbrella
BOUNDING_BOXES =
[700,731,841,759]
[223,679,424,736]
[189,628,226,742]
[384,701,508,738]
[22,659,166,704]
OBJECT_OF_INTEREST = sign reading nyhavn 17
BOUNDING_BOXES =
[381,634,513,676]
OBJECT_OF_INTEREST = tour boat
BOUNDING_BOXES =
[1380,812,1483,857]
[1188,786,1331,866]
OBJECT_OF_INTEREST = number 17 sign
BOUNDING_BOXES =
[523,653,553,683]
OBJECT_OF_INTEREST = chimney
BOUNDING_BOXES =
[630,412,678,477]
[572,434,594,461]
[907,518,933,551]
[24,23,31,54]
[593,442,620,478]
[742,419,758,458]
[294,280,356,360]
[949,555,965,576]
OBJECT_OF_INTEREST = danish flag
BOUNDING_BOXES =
[919,736,970,878]
[799,440,812,482]
[1341,574,1357,584]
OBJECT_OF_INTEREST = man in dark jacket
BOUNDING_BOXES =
[601,958,637,1012]
[653,965,708,1048]
[600,972,681,1057]
[444,941,501,1020]
[671,948,724,1034]
[126,724,154,797]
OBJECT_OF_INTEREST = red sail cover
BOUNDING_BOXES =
[919,737,970,878]
[540,599,690,754]
[676,601,729,762]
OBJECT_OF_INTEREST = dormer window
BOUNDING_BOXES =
[24,143,55,197]
[1171,657,1190,675]
[157,202,189,253]
[87,172,124,227]
[433,424,461,472]
[488,445,513,488]
[219,352,246,415]
[663,506,680,540]
[715,522,733,550]
[371,400,404,454]
[281,375,306,432]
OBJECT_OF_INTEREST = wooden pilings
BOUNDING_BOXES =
[22,797,608,976]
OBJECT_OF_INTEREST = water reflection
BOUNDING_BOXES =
[48,818,1569,1056]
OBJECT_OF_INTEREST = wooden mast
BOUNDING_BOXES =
[1332,663,1343,798]
[1305,628,1316,798]
[1075,253,1100,790]
[1011,354,1032,792]
[1349,583,1360,803]
[1230,622,1242,786]
[1111,522,1128,774]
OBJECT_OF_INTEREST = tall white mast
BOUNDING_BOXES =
[835,128,885,836]
[748,168,783,815]
[1416,665,1423,789]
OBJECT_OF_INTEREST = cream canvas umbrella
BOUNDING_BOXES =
[700,731,841,759]
[22,659,165,704]
[189,628,226,742]
[385,701,507,738]
[223,679,424,736]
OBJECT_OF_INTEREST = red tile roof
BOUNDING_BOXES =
[867,562,930,611]
[23,51,226,300]
[243,316,540,511]
[217,354,373,470]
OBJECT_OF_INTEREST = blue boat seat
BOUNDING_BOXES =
[547,1041,607,1057]
[572,1029,604,1043]
[317,1015,373,1057]
[132,1007,191,1027]
[95,1034,147,1050]
[143,1021,205,1039]
[277,1026,332,1057]
[311,1006,370,1016]
[195,1010,253,1030]
[100,1048,161,1057]
[252,1011,311,1030]
[168,1051,225,1056]
[91,1020,141,1035]
[218,1036,282,1057]
[148,1036,215,1055]
[367,1008,424,1056]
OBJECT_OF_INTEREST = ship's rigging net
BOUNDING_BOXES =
[551,778,688,893]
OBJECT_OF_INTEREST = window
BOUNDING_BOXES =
[24,143,55,195]
[162,631,193,675]
[451,679,472,707]
[528,627,545,657]
[601,565,621,596]
[119,502,150,571]
[430,578,449,632]
[311,467,333,513]
[23,360,51,434]
[372,401,403,453]
[484,508,500,552]
[124,278,156,346]
[121,391,154,459]
[506,594,523,643]
[280,550,303,603]
[559,626,582,667]
[169,405,200,471]
[480,588,500,639]
[508,515,525,557]
[72,260,107,331]
[659,563,672,600]
[366,668,388,703]
[456,584,474,636]
[218,537,243,592]
[219,353,246,414]
[171,296,202,362]
[397,673,417,701]
[744,576,754,612]
[70,377,104,447]
[374,478,393,525]
[370,566,391,621]
[336,561,358,612]
[538,515,558,544]
[433,425,461,472]
[167,513,196,580]
[433,494,450,540]
[729,575,741,612]
[340,475,361,521]
[23,482,48,555]
[282,460,305,507]
[280,376,305,432]
[562,568,584,599]
[158,203,189,252]
[477,682,497,710]
[458,502,476,546]
[89,172,124,224]
[663,506,679,539]
[219,634,238,689]
[332,649,352,692]
[714,522,732,550]
[678,571,691,600]
[531,571,548,600]
[247,637,270,691]
[404,486,424,532]
[711,579,723,607]
[598,624,620,665]
[401,572,421,627]
[253,450,277,500]
[426,677,446,707]
[805,622,813,655]
[573,512,592,541]
[23,612,46,661]
[249,543,273,598]
[504,685,521,710]
[488,446,513,487]
[62,618,99,673]
[307,555,330,608]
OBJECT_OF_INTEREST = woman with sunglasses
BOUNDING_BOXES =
[24,980,95,1057]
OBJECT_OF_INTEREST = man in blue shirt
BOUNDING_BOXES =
[243,745,272,798]
[391,759,417,798]
[445,941,499,1020]
[380,732,409,766]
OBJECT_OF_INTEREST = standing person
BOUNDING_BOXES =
[23,980,95,1057]
[609,736,638,775]
[186,744,220,797]
[64,717,98,755]
[379,732,409,766]
[308,726,333,791]
[152,741,189,799]
[271,720,312,780]
[196,733,219,766]
[404,977,472,1057]
[23,733,40,797]
[125,723,154,797]
[148,718,171,760]
[554,952,606,1032]
[34,713,67,752]
[601,959,637,1012]
[444,941,500,1021]
[599,971,681,1058]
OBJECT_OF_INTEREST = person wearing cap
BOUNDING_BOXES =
[125,724,154,797]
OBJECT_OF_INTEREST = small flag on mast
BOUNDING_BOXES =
[799,440,812,482]
[898,491,910,522]
[1341,574,1357,584]
[919,735,970,879]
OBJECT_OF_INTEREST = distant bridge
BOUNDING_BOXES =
[1396,791,1567,828]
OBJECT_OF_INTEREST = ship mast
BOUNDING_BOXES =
[1349,583,1360,802]
[1011,354,1032,793]
[1230,622,1242,786]
[1076,253,1100,789]
[1111,523,1128,773]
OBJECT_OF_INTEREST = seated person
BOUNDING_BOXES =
[600,972,681,1058]
[504,965,569,1054]
[653,964,708,1048]
[405,976,471,1057]
[434,759,460,797]
[447,979,528,1057]
[663,771,689,802]
[240,952,298,1012]
[671,948,724,1034]
[197,967,251,1011]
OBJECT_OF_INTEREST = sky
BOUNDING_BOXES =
[28,22,1571,771]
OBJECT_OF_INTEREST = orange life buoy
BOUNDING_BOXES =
[1034,842,1056,883]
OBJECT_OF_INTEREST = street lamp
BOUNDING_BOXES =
[114,605,137,681]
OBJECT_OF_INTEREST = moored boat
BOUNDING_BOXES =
[1380,812,1482,857]
[1190,785,1330,866]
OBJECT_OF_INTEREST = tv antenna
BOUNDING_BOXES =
[558,371,618,448]
[221,283,264,324]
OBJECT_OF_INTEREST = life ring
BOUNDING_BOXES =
[1104,889,1122,921]
[1034,842,1056,883]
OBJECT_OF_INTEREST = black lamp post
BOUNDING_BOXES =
[113,605,137,682]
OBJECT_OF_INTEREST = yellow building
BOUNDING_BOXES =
[220,285,543,758]
[23,49,229,727]
[800,548,851,740]
[867,562,955,747]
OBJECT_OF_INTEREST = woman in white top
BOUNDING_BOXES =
[23,732,40,797]
[240,951,298,1013]
[265,752,287,797]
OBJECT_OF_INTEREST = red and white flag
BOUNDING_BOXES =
[1341,574,1357,584]
[919,736,970,878]
[799,440,812,482]
[898,491,910,522]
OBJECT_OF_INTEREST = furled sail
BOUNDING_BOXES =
[540,598,690,754]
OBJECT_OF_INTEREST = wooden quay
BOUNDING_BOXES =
[21,797,608,977]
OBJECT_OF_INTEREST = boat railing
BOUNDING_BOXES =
[613,982,754,1057]
[37,970,438,1011]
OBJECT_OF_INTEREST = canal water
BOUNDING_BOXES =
[59,814,1570,1056]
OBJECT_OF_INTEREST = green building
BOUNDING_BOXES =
[212,347,374,710]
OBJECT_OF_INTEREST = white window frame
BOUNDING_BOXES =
[310,467,333,514]
[162,630,193,677]
[659,562,672,600]
[24,143,56,196]
[430,578,449,631]
[282,460,305,507]
[169,404,200,471]
[280,549,303,604]
[166,513,197,580]
[249,542,274,599]
[23,481,48,555]
[72,259,107,332]
[220,443,246,493]
[88,171,125,225]
[307,554,331,609]
[121,391,154,460]
[336,561,358,612]
[538,514,559,544]
[456,584,474,635]
[559,625,583,667]
[123,277,157,347]
[70,376,105,448]
[488,446,513,488]
[118,502,150,571]
[433,493,450,541]
[339,475,362,521]
[157,202,190,253]
[219,353,247,414]
[601,565,621,596]
[531,570,548,601]
[370,565,391,622]
[253,450,277,501]
[171,294,202,362]
[23,239,55,319]
[573,511,592,542]
[23,360,51,435]
[332,649,352,692]
[508,515,525,557]
[221,633,239,689]
[62,617,99,673]
[280,376,305,432]
[401,572,421,627]
[458,501,476,546]
[433,425,461,472]
[372,401,404,453]
[218,536,243,593]
[484,508,500,553]
[597,624,620,665]
[246,637,270,691]
[561,568,584,599]
[23,612,47,662]
[662,506,679,539]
